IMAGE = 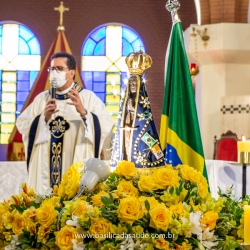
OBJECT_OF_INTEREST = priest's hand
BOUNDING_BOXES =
[44,99,59,122]
[67,87,87,117]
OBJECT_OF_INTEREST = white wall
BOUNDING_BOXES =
[184,23,250,159]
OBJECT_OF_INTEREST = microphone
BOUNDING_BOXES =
[51,79,56,104]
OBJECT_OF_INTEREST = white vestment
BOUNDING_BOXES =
[16,83,114,192]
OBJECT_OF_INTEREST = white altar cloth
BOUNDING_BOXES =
[206,159,250,199]
[0,160,249,202]
[0,162,28,202]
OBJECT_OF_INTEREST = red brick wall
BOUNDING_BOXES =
[0,0,197,131]
[201,0,248,24]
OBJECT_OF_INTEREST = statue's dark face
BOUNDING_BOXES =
[129,76,137,94]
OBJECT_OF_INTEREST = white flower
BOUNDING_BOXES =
[120,238,136,250]
[5,235,22,250]
[35,188,53,203]
[181,211,204,240]
[202,229,218,249]
[72,239,86,250]
[66,215,81,228]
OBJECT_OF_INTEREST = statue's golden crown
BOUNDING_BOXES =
[125,50,153,76]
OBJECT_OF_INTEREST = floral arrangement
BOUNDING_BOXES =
[0,161,248,250]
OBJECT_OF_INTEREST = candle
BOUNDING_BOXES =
[244,205,250,244]
[238,136,250,152]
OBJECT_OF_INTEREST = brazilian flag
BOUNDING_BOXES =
[159,21,209,185]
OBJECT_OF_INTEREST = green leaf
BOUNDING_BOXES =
[11,204,24,213]
[35,242,42,248]
[22,229,30,236]
[182,202,189,212]
[19,235,29,243]
[176,187,180,196]
[27,201,40,209]
[54,207,62,213]
[101,196,111,207]
[109,192,114,203]
[60,196,64,207]
[169,186,174,195]
[189,205,194,213]
[145,199,150,212]
[126,223,132,233]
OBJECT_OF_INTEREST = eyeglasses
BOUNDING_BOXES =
[47,66,68,73]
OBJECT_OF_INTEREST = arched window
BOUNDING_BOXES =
[0,23,41,144]
[81,24,145,128]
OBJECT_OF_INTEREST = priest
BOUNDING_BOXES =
[16,52,114,191]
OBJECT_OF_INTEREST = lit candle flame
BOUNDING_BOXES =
[242,135,246,142]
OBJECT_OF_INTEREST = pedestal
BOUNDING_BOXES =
[231,162,249,199]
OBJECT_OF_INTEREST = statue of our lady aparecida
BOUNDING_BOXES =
[111,50,165,171]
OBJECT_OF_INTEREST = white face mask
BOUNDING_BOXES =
[49,70,71,88]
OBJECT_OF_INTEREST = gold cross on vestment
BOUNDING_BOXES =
[54,1,69,31]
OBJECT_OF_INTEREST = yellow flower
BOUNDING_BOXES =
[117,196,143,225]
[58,162,83,200]
[36,199,58,227]
[138,174,158,193]
[89,217,111,241]
[139,196,159,213]
[49,196,61,208]
[37,226,50,244]
[198,184,208,198]
[79,213,90,223]
[152,167,180,189]
[12,212,26,235]
[169,202,187,218]
[201,211,219,231]
[65,171,81,199]
[58,179,67,199]
[92,182,110,193]
[154,235,170,250]
[160,188,188,207]
[23,206,36,221]
[116,180,139,197]
[55,225,79,250]
[180,165,202,184]
[9,195,22,207]
[26,218,37,235]
[174,239,192,250]
[91,191,110,207]
[3,231,12,241]
[74,200,90,217]
[116,161,136,179]
[53,185,59,196]
[27,188,36,197]
[3,211,15,229]
[149,203,172,231]
[132,225,144,235]
[169,218,182,236]
[21,192,31,207]
[21,183,28,194]
[237,216,244,238]
[145,244,154,250]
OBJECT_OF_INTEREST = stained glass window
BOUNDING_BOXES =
[0,23,41,144]
[81,25,145,129]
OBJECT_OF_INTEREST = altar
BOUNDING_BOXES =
[0,160,249,202]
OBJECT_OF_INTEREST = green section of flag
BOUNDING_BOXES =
[160,21,209,185]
